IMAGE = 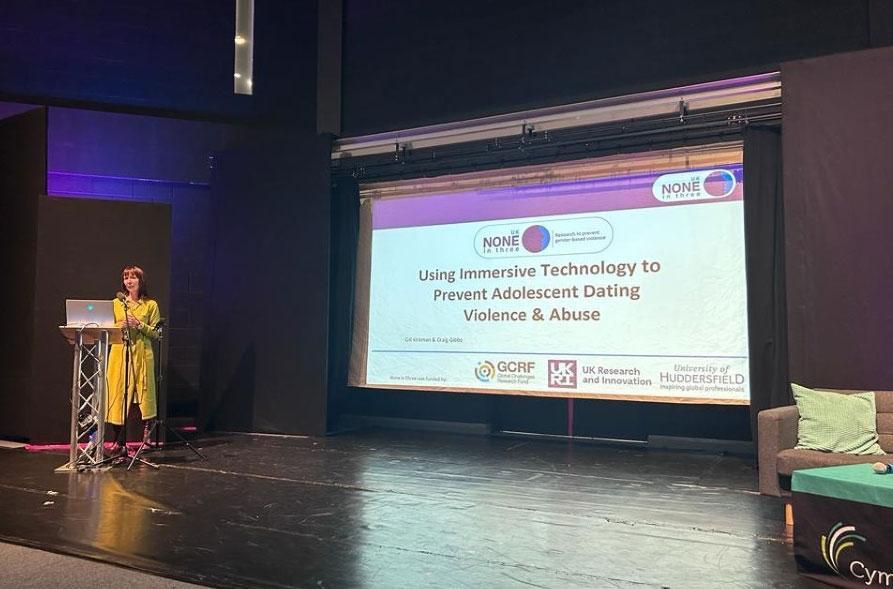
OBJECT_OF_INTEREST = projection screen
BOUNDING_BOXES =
[349,143,750,404]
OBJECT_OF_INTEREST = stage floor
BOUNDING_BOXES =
[0,429,815,588]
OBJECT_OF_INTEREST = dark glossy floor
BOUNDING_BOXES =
[0,430,816,589]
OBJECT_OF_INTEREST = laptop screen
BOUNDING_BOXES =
[65,300,116,327]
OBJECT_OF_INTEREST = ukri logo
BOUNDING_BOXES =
[548,360,577,388]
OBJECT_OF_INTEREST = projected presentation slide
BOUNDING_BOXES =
[358,156,750,403]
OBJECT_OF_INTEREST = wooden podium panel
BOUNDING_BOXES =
[58,326,124,345]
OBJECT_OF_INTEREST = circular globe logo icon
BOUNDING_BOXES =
[522,225,550,253]
[703,170,736,197]
[475,361,496,382]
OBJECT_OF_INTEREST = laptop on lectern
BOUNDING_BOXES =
[65,299,116,327]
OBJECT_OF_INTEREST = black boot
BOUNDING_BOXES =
[142,419,157,448]
[106,424,127,459]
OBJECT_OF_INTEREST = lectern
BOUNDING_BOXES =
[56,326,123,471]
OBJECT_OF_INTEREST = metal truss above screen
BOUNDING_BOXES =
[331,73,780,182]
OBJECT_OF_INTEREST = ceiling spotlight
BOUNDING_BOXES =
[234,35,247,45]
[247,79,253,87]
[234,73,242,79]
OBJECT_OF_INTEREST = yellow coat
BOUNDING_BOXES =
[106,297,161,425]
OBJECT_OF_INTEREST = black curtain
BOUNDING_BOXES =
[782,47,893,390]
[327,175,360,432]
[0,108,44,441]
[743,125,791,440]
[203,133,332,436]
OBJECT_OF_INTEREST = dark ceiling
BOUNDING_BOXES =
[1,0,890,134]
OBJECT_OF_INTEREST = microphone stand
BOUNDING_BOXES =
[116,295,158,470]
[128,318,206,469]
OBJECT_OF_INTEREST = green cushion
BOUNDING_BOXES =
[792,383,885,455]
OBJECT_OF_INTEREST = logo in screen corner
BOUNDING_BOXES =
[652,169,737,202]
[703,170,736,196]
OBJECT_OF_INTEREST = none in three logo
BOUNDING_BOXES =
[474,224,552,258]
[651,169,737,202]
[821,522,892,586]
[548,360,577,389]
[521,225,550,253]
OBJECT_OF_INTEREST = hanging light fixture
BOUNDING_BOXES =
[234,0,254,95]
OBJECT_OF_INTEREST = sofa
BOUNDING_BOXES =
[758,388,893,497]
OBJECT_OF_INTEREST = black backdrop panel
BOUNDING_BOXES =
[29,195,170,444]
[783,46,893,389]
[0,108,45,440]
[203,131,331,436]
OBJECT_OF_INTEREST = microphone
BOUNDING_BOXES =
[872,462,892,474]
[115,291,127,302]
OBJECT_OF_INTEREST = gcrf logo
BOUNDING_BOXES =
[497,361,535,373]
[476,359,537,385]
[475,361,496,382]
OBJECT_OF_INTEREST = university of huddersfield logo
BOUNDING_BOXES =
[475,361,496,383]
[821,522,866,576]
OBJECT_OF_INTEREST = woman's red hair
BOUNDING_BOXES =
[121,265,149,300]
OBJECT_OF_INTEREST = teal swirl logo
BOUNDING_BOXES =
[821,522,866,575]
[475,361,496,382]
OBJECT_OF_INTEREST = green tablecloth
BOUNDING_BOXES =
[792,463,893,508]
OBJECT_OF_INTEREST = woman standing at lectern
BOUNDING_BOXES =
[106,265,161,456]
